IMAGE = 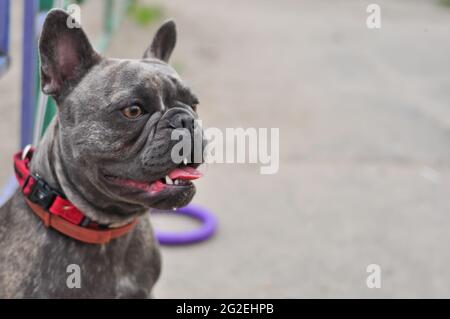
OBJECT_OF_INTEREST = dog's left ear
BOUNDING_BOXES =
[39,9,101,98]
[143,20,177,62]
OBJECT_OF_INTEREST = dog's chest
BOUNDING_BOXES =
[0,194,161,299]
[32,232,160,298]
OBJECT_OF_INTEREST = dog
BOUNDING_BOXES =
[0,9,204,298]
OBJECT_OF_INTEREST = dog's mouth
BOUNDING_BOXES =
[103,166,203,195]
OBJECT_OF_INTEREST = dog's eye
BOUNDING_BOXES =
[122,105,144,119]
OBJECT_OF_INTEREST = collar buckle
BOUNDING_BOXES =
[27,174,58,210]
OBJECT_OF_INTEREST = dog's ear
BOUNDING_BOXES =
[143,20,177,62]
[39,9,101,98]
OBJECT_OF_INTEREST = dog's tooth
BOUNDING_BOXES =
[183,158,188,165]
[165,176,173,185]
[174,180,179,185]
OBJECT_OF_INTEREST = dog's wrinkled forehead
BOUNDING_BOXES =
[89,59,177,100]
[68,57,195,115]
[104,58,180,89]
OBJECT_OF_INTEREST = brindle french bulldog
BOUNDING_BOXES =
[0,9,203,298]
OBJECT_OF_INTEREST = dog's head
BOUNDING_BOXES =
[39,10,204,219]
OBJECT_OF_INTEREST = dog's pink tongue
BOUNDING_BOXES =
[169,167,203,180]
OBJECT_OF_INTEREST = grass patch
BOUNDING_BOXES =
[128,1,164,26]
[440,0,450,7]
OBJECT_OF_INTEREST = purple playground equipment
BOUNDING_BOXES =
[0,0,217,245]
[155,205,218,246]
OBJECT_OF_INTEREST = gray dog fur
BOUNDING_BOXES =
[0,9,202,298]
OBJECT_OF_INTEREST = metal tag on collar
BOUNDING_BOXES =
[22,144,33,161]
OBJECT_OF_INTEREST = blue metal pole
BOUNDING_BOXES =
[0,0,10,54]
[21,0,38,148]
[0,0,13,205]
[0,0,10,75]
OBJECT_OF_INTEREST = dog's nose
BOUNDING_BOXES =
[168,114,202,164]
[169,115,195,136]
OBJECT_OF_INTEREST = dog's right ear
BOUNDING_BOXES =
[39,9,101,98]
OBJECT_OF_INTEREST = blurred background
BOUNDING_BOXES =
[1,0,450,298]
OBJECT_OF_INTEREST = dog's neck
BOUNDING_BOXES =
[29,118,145,226]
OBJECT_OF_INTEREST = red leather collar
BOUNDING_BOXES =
[13,147,137,245]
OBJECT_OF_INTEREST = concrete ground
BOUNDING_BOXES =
[1,0,450,298]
